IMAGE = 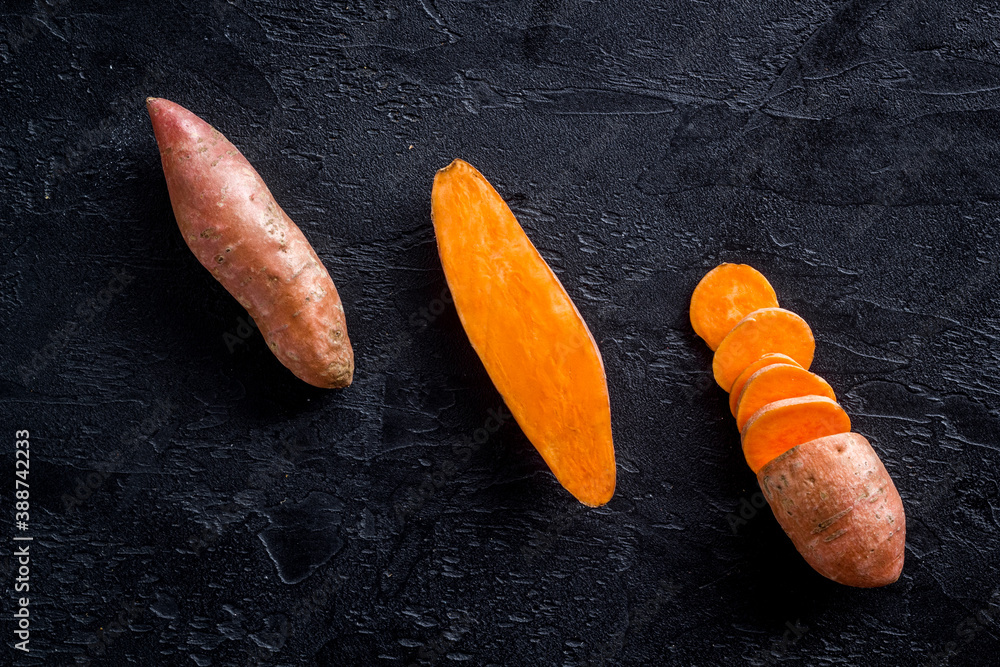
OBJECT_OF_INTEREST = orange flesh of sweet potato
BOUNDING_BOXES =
[735,365,836,431]
[712,308,815,391]
[690,264,906,586]
[430,159,615,507]
[690,263,778,351]
[758,432,905,587]
[147,98,353,388]
[727,352,801,417]
[741,396,850,473]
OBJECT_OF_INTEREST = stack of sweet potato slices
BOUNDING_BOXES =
[690,264,905,587]
[690,264,849,472]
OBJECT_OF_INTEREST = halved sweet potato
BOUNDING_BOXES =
[758,432,905,587]
[735,365,836,431]
[690,264,778,350]
[728,352,801,417]
[712,308,814,391]
[741,396,850,473]
[431,159,615,507]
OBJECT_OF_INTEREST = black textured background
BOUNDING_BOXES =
[2,1,1000,665]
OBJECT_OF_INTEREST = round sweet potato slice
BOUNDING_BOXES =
[690,264,778,350]
[735,365,836,431]
[712,308,815,391]
[728,352,801,417]
[741,396,850,473]
[757,432,905,587]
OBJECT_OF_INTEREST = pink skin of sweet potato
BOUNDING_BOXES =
[757,432,906,587]
[147,98,353,388]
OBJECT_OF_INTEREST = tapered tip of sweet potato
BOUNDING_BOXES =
[435,159,477,187]
[438,158,471,173]
[145,97,165,115]
[568,472,616,508]
[292,353,354,389]
[322,359,354,389]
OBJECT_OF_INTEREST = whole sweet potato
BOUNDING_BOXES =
[147,98,353,388]
[757,432,906,587]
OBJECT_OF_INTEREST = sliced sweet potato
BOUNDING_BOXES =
[727,352,801,417]
[735,365,836,431]
[741,396,850,473]
[712,308,814,391]
[431,159,615,507]
[690,263,906,587]
[758,432,906,587]
[690,263,778,350]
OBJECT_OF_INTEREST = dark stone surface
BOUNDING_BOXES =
[2,0,1000,665]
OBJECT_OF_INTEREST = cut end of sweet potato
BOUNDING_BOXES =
[690,264,778,351]
[432,159,616,507]
[735,365,836,432]
[757,432,905,587]
[712,307,814,391]
[727,352,801,417]
[741,395,850,473]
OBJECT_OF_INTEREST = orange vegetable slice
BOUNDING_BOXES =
[735,365,836,431]
[728,352,801,417]
[741,396,850,473]
[712,308,815,391]
[690,264,778,350]
[431,159,616,507]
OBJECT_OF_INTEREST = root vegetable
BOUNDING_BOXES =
[758,432,905,587]
[690,264,778,350]
[728,352,801,418]
[712,308,815,391]
[690,263,905,587]
[431,159,615,507]
[741,396,850,474]
[146,98,354,388]
[735,365,836,432]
